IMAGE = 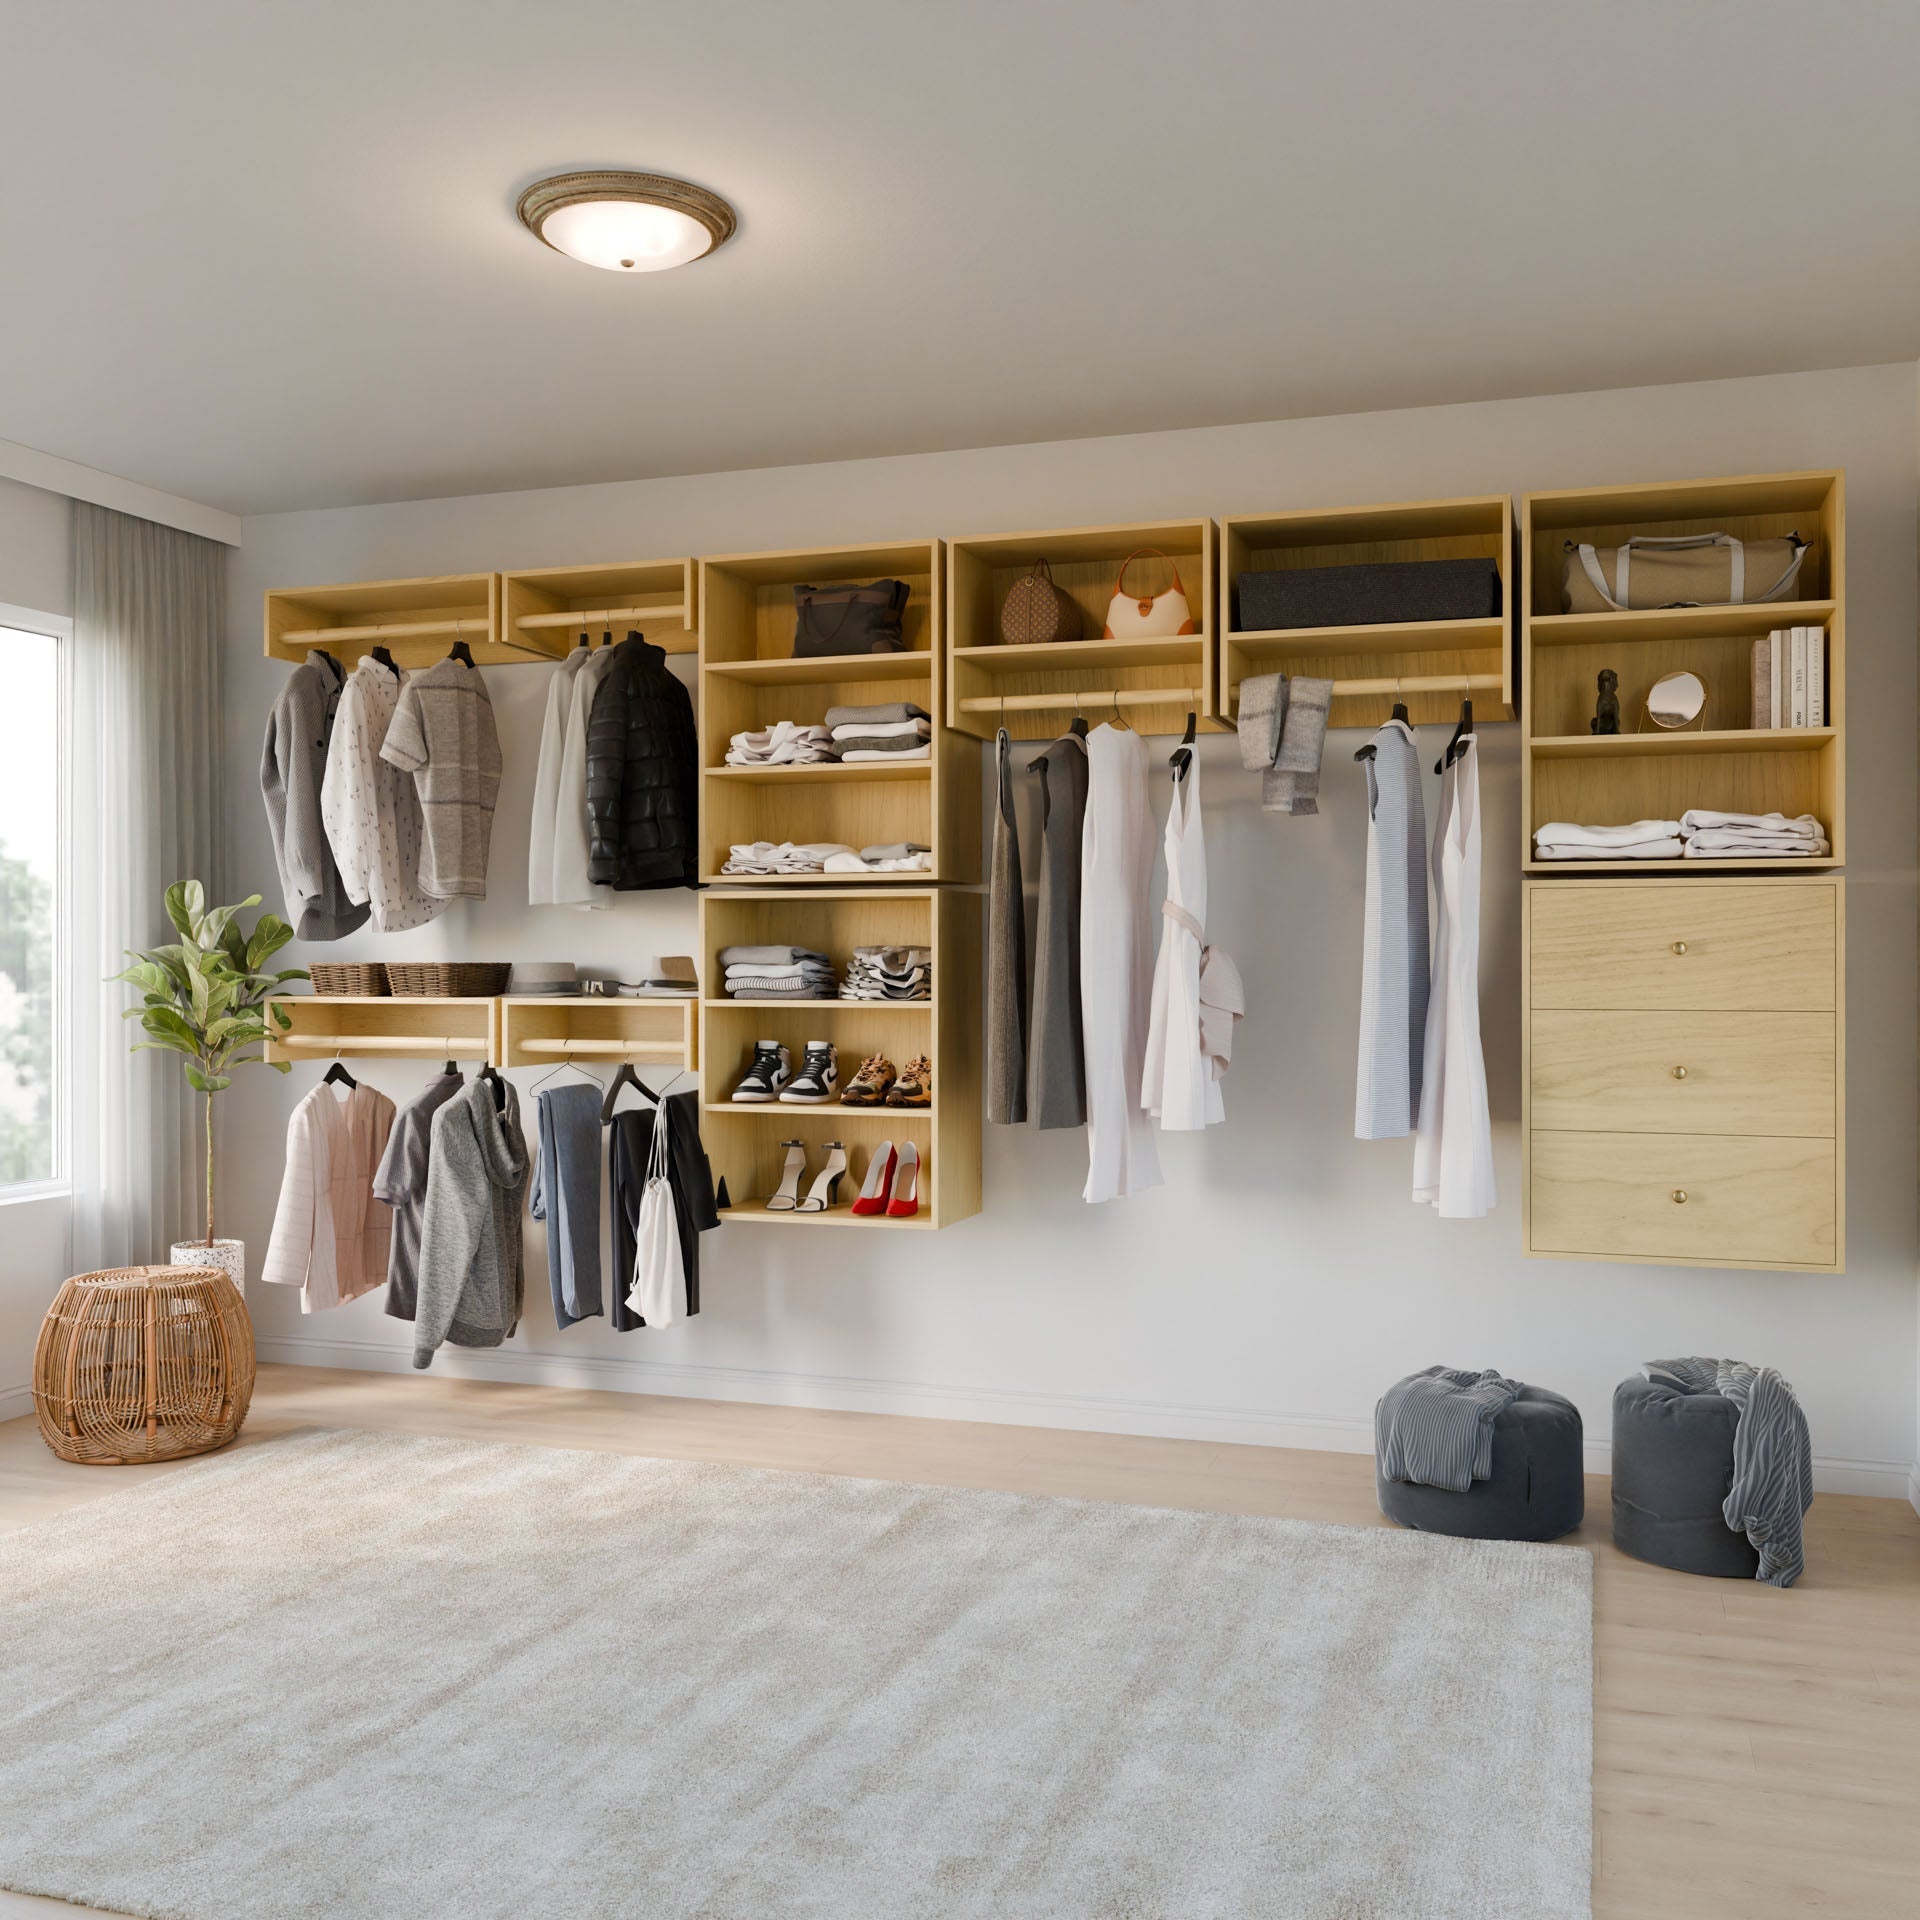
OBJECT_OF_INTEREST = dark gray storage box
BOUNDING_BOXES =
[1236,557,1501,631]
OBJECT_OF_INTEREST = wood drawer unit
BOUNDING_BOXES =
[1528,1131,1838,1270]
[1529,1010,1836,1139]
[1522,877,1844,1272]
[1529,880,1836,1010]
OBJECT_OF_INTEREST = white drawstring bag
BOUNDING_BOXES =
[626,1095,687,1329]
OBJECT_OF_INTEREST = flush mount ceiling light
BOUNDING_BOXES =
[516,170,736,273]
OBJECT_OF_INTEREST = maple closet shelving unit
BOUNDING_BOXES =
[264,573,508,667]
[1518,469,1846,1275]
[946,519,1220,740]
[697,886,982,1229]
[500,557,698,658]
[1216,495,1513,731]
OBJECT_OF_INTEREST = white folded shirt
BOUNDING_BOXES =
[1684,835,1830,857]
[1534,818,1683,849]
[722,840,857,872]
[1680,809,1824,839]
[1535,839,1683,861]
[823,849,933,871]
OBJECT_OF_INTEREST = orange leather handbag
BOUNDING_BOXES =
[1103,549,1197,639]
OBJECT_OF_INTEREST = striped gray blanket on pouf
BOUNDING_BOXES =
[1644,1358,1815,1587]
[1375,1366,1524,1493]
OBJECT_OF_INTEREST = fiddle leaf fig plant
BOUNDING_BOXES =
[111,881,308,1246]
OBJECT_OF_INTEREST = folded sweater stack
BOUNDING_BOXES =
[823,841,933,874]
[841,945,933,1002]
[721,840,857,875]
[725,721,835,767]
[720,944,836,1000]
[1681,810,1830,859]
[825,701,931,763]
[1534,819,1683,861]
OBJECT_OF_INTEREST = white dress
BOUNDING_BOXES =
[318,660,445,933]
[551,647,618,910]
[1142,755,1221,1129]
[528,649,589,905]
[1080,724,1164,1202]
[1412,735,1496,1217]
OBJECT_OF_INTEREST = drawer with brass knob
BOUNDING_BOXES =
[1529,1010,1835,1138]
[1528,1131,1837,1270]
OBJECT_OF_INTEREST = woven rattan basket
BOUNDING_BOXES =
[32,1265,255,1465]
[387,961,512,998]
[307,961,389,995]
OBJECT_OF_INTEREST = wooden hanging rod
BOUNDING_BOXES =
[515,1039,685,1059]
[275,1034,488,1055]
[1322,672,1505,698]
[957,685,1205,715]
[277,616,487,645]
[515,604,687,631]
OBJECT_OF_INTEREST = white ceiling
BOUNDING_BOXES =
[5,0,1919,516]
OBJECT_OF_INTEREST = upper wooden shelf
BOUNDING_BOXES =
[1528,601,1836,648]
[263,995,496,1064]
[263,992,698,1070]
[703,651,932,687]
[501,558,696,660]
[1531,727,1837,760]
[264,574,507,668]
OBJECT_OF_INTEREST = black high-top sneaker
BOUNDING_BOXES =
[731,1040,791,1103]
[779,1040,840,1104]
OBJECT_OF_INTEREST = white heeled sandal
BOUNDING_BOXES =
[765,1140,807,1211]
[796,1142,848,1213]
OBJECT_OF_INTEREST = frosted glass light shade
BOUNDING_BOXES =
[517,171,735,274]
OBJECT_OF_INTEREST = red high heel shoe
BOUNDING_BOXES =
[885,1141,921,1218]
[850,1142,897,1217]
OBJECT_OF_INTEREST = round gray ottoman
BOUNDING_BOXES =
[1376,1385,1584,1542]
[1610,1375,1761,1578]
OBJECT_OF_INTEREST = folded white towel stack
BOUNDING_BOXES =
[725,720,836,767]
[1533,819,1683,861]
[1680,809,1829,859]
[1535,838,1684,861]
[720,840,857,875]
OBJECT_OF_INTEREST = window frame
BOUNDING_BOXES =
[0,599,71,1203]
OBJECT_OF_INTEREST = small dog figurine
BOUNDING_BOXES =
[1591,668,1620,735]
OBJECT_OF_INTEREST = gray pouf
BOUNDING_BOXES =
[1376,1385,1585,1542]
[1611,1375,1761,1578]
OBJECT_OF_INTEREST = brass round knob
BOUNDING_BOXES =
[1671,1065,1689,1080]
[1671,1189,1689,1205]
[1670,941,1688,955]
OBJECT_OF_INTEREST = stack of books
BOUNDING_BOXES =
[1750,627,1828,728]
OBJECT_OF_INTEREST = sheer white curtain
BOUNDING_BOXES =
[67,502,225,1272]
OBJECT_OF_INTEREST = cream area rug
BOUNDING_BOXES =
[0,1429,1591,1919]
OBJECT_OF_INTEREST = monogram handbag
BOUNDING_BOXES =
[1103,549,1197,639]
[792,579,911,657]
[998,559,1084,645]
[1562,533,1808,613]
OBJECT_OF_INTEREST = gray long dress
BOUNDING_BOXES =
[1354,719,1429,1139]
[987,728,1028,1124]
[1026,731,1088,1129]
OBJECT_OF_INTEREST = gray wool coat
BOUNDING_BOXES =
[260,650,371,941]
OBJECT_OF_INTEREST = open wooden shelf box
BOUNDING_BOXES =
[264,573,507,668]
[264,993,698,1071]
[1520,471,1843,871]
[947,519,1218,742]
[1218,496,1512,732]
[501,558,697,659]
[699,541,978,884]
[698,888,980,1229]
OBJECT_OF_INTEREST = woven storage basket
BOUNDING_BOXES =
[307,961,389,996]
[32,1266,255,1466]
[387,961,512,998]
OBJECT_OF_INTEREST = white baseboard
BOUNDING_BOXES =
[252,1336,1918,1502]
[1909,1461,1920,1521]
[0,1382,32,1425]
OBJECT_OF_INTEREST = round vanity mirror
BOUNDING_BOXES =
[1646,670,1707,729]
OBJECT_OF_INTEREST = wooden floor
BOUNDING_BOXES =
[2,1364,1917,1919]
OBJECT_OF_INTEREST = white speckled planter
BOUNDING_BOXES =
[170,1238,245,1297]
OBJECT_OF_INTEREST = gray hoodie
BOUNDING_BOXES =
[260,650,371,941]
[412,1077,529,1369]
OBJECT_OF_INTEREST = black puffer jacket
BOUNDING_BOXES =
[584,635,698,890]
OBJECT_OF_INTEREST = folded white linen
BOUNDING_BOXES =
[1533,818,1683,849]
[724,963,834,981]
[822,850,933,872]
[1684,837,1829,858]
[725,721,836,767]
[828,717,930,741]
[839,745,931,763]
[1679,809,1824,839]
[1535,839,1683,861]
[721,840,857,874]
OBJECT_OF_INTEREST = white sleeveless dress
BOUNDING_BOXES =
[1142,755,1220,1130]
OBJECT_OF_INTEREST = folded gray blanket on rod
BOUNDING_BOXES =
[1237,672,1334,815]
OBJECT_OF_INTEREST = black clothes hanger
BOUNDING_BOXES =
[600,626,613,649]
[574,630,591,652]
[1169,711,1197,782]
[478,1063,506,1112]
[322,1058,358,1090]
[1436,696,1474,775]
[313,648,344,684]
[1069,713,1089,738]
[447,639,476,668]
[1355,689,1413,764]
[370,645,398,675]
[441,1060,462,1077]
[599,1062,657,1125]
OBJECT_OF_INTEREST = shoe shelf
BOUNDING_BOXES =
[1218,495,1513,732]
[699,540,979,885]
[500,558,697,658]
[947,519,1219,741]
[698,886,980,1229]
[1520,470,1844,873]
[263,994,498,1064]
[264,573,509,668]
[496,995,697,1071]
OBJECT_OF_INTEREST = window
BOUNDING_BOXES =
[0,607,66,1193]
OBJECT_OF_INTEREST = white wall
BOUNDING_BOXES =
[218,363,1920,1495]
[0,475,71,1416]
